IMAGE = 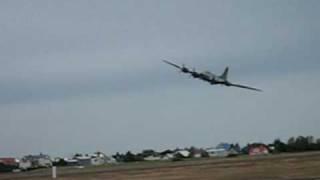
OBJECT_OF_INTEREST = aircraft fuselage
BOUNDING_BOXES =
[163,60,262,92]
[199,71,229,85]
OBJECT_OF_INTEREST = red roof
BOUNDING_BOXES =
[249,145,269,155]
[0,158,17,166]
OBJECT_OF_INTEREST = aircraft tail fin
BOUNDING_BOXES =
[220,67,229,80]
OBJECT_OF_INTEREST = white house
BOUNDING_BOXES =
[90,152,112,165]
[19,159,32,170]
[75,156,92,166]
[144,155,161,161]
[175,150,190,158]
[160,153,174,161]
[38,157,52,168]
[64,158,79,166]
[91,157,105,166]
[21,154,52,169]
[206,148,229,157]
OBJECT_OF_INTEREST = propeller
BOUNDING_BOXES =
[188,67,195,77]
[190,67,201,78]
[180,64,190,73]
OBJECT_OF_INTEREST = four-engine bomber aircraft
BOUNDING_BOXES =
[163,60,262,92]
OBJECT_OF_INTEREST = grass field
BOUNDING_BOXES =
[1,151,320,180]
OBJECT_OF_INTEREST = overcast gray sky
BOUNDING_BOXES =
[0,0,319,157]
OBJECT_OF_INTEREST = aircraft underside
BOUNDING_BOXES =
[163,60,262,92]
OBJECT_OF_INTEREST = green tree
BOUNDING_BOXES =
[287,137,296,152]
[295,136,308,151]
[273,139,287,152]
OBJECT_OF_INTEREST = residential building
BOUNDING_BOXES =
[248,144,270,156]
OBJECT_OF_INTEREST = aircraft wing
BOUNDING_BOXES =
[229,83,262,92]
[163,60,182,70]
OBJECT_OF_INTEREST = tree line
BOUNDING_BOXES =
[273,136,320,153]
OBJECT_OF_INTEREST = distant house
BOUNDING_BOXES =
[206,147,229,157]
[175,150,190,158]
[0,158,18,166]
[91,157,105,166]
[38,156,52,167]
[140,150,161,161]
[188,148,207,158]
[19,159,32,170]
[20,154,52,169]
[160,149,174,156]
[52,157,79,167]
[193,152,202,158]
[0,158,19,172]
[90,152,110,166]
[159,149,174,160]
[216,143,231,150]
[158,150,175,161]
[112,152,125,162]
[228,148,240,157]
[141,150,158,157]
[206,143,240,157]
[144,155,161,161]
[75,156,91,166]
[65,159,79,166]
[248,144,269,156]
[68,152,115,166]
